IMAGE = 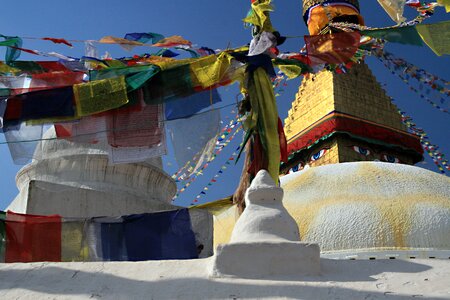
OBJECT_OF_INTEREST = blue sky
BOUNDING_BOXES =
[0,1,448,210]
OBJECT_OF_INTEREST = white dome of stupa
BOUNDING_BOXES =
[281,161,450,259]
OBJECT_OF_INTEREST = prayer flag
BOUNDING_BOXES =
[6,86,75,122]
[124,32,165,44]
[5,211,62,263]
[416,21,450,56]
[86,216,125,261]
[61,218,89,262]
[107,91,164,148]
[2,122,43,164]
[124,32,164,44]
[122,209,197,261]
[42,37,73,47]
[167,108,220,177]
[73,76,129,117]
[305,31,361,65]
[377,0,406,23]
[0,98,6,128]
[0,211,5,263]
[361,26,423,46]
[165,89,221,120]
[153,36,192,48]
[99,36,144,51]
[190,53,234,89]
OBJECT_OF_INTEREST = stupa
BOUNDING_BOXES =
[6,127,214,257]
[214,0,450,261]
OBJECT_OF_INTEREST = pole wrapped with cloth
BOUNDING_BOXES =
[233,0,287,212]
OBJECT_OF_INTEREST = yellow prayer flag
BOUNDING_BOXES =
[416,21,450,56]
[277,65,303,79]
[61,221,89,262]
[246,68,280,183]
[189,52,234,89]
[243,0,275,33]
[377,0,406,24]
[437,0,450,13]
[73,76,129,117]
[0,62,21,75]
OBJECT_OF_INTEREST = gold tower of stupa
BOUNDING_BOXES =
[282,0,423,173]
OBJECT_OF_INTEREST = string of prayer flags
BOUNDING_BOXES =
[168,108,221,185]
[399,109,449,174]
[73,76,129,117]
[172,123,242,200]
[377,51,449,114]
[171,115,239,182]
[377,0,406,24]
[191,144,242,205]
[305,31,361,65]
[9,46,76,61]
[375,50,449,95]
[415,20,450,56]
[0,209,198,263]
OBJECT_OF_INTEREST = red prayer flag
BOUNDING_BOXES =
[107,90,164,148]
[305,31,361,65]
[42,37,73,47]
[5,211,62,263]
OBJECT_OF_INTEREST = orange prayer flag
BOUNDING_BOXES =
[152,35,192,47]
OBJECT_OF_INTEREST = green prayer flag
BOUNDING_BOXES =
[8,61,44,73]
[125,66,160,91]
[362,25,423,46]
[90,64,160,91]
[416,21,450,56]
[0,35,23,65]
